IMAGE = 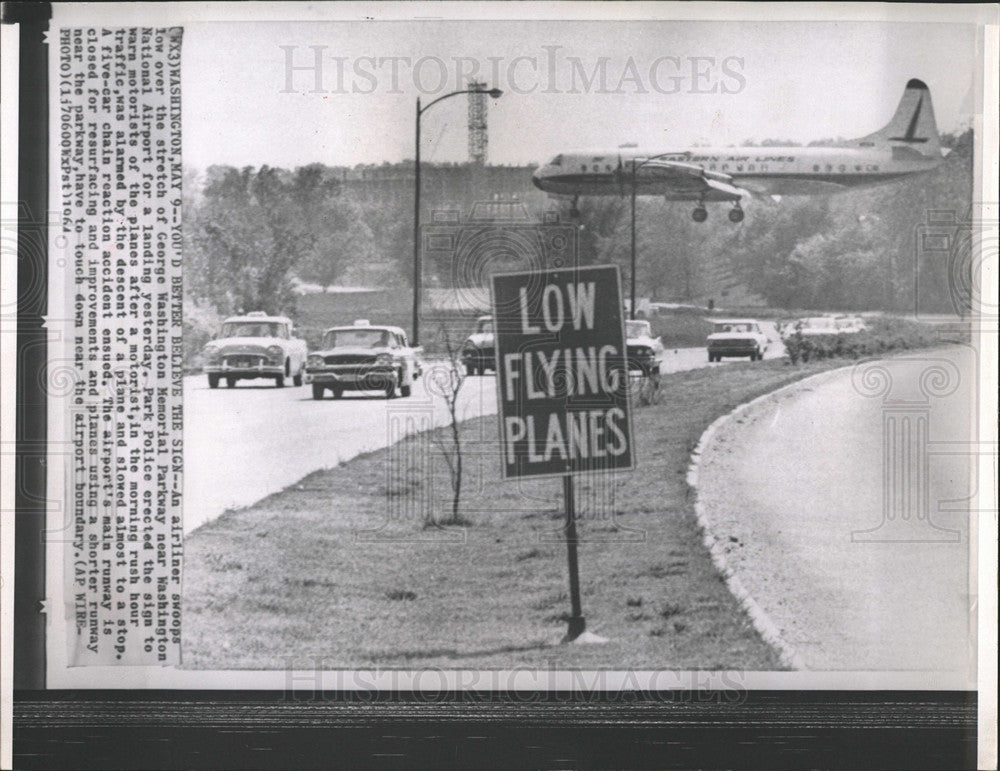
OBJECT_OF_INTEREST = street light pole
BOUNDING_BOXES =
[413,96,421,344]
[630,159,637,320]
[412,87,503,346]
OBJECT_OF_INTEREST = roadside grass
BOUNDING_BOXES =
[182,358,849,670]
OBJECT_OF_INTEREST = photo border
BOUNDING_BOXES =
[5,1,996,767]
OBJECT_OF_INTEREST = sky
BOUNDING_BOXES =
[172,17,979,170]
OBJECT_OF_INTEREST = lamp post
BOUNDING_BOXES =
[412,86,503,345]
[627,153,673,320]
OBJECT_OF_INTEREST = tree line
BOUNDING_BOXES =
[182,129,974,325]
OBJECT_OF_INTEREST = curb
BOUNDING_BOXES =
[685,364,856,671]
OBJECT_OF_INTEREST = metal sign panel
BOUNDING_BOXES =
[492,265,634,480]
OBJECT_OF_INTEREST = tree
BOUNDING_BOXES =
[426,326,470,527]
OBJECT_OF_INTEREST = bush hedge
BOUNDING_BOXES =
[782,317,942,364]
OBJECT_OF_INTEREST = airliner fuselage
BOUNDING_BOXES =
[531,78,946,223]
[533,145,942,200]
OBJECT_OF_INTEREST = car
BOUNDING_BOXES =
[625,319,664,375]
[706,318,769,361]
[797,316,839,336]
[304,320,422,400]
[460,315,495,376]
[835,315,866,334]
[202,312,307,388]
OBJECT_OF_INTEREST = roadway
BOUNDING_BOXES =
[182,364,499,534]
[183,339,784,535]
[695,345,975,675]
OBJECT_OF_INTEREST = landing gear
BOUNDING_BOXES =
[692,206,708,223]
[569,195,580,219]
[728,204,745,223]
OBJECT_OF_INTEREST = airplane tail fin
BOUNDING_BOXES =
[853,79,942,157]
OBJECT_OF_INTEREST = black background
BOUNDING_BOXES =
[5,2,980,768]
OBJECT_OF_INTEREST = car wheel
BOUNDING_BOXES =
[331,386,343,399]
[384,375,396,399]
[208,374,219,389]
[226,377,236,388]
[465,362,475,377]
[275,374,285,387]
[293,365,303,387]
[708,353,715,363]
[311,384,324,400]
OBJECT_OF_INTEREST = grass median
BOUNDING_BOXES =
[182,358,847,670]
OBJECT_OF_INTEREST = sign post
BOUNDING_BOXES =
[491,265,633,642]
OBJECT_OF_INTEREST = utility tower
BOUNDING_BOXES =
[467,80,488,165]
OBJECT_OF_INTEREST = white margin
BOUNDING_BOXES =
[975,14,999,771]
[0,21,21,771]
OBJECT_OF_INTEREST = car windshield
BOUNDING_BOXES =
[476,318,493,333]
[715,322,754,333]
[625,321,651,338]
[322,329,389,348]
[221,322,287,338]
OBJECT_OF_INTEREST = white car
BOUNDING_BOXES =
[707,319,769,362]
[305,320,422,400]
[625,319,664,375]
[797,316,839,336]
[460,315,495,376]
[202,312,307,388]
[835,315,866,334]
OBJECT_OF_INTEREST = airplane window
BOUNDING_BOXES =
[813,165,820,172]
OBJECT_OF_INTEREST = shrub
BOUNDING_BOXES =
[183,299,223,372]
[781,317,943,365]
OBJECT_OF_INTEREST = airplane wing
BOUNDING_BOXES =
[633,159,743,202]
[634,159,806,204]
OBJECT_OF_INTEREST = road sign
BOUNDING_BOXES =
[491,265,634,480]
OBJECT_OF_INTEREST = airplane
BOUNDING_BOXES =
[531,79,947,223]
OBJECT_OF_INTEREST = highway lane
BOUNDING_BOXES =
[183,364,499,534]
[183,338,786,534]
[696,345,975,675]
